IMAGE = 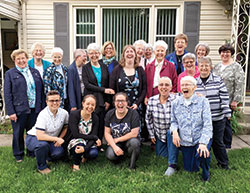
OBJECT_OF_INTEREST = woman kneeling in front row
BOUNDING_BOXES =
[105,92,141,169]
[67,95,102,171]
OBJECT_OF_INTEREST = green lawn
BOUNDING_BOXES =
[0,146,250,193]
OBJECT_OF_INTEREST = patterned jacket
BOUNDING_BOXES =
[170,94,213,146]
[213,62,245,104]
[43,63,68,107]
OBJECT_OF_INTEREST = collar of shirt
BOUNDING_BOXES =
[16,65,29,73]
[155,60,164,68]
[47,106,60,119]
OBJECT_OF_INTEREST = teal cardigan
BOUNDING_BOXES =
[28,58,51,71]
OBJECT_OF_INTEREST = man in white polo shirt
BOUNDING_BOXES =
[26,90,69,174]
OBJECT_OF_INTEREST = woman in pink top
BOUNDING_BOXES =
[177,53,200,92]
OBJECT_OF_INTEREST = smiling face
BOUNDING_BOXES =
[135,44,145,58]
[175,38,187,55]
[154,46,166,63]
[77,52,87,66]
[88,50,100,64]
[198,61,211,78]
[15,53,28,69]
[104,44,114,59]
[196,45,207,59]
[183,58,195,73]
[181,80,196,99]
[124,46,136,65]
[145,47,153,59]
[158,78,172,97]
[82,96,96,115]
[46,94,61,112]
[220,50,232,63]
[52,52,63,66]
[114,94,128,114]
[32,45,45,60]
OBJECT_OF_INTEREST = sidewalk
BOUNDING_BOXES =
[0,134,249,149]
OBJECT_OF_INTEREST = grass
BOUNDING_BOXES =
[0,120,12,134]
[0,145,250,193]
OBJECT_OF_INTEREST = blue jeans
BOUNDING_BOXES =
[181,139,212,181]
[11,109,38,160]
[167,130,179,165]
[26,135,65,170]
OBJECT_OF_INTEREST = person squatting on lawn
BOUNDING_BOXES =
[145,77,178,165]
[168,76,213,181]
[66,94,102,171]
[25,90,69,174]
[105,92,141,169]
[4,49,45,162]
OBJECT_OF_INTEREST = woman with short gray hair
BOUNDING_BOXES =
[28,42,51,78]
[177,53,200,92]
[195,42,210,61]
[82,43,115,151]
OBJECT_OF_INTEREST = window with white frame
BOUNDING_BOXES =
[75,6,177,59]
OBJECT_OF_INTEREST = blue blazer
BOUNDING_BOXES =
[165,50,188,73]
[67,61,82,110]
[4,67,45,116]
[28,58,51,71]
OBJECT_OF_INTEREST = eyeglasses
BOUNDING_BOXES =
[184,61,194,64]
[48,99,60,103]
[115,100,127,103]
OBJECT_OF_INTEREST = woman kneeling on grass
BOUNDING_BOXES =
[67,95,102,171]
[105,92,140,169]
[169,76,213,181]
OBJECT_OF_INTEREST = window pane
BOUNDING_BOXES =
[76,36,95,49]
[103,8,149,60]
[156,9,176,54]
[76,9,95,49]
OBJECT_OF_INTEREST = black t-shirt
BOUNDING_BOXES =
[176,54,184,75]
[104,108,140,138]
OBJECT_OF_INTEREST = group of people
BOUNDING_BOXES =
[3,33,245,181]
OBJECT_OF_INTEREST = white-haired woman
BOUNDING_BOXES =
[133,40,146,69]
[82,43,115,151]
[28,42,51,78]
[145,40,177,105]
[43,47,68,108]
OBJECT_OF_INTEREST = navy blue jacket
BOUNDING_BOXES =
[165,50,188,74]
[4,67,45,116]
[67,61,82,110]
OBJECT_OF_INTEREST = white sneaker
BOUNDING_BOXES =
[164,167,176,176]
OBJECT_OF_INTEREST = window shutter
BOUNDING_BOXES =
[183,2,201,53]
[54,3,69,66]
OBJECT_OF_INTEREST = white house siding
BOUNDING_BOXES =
[22,0,232,64]
[0,0,20,21]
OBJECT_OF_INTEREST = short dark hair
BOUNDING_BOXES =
[113,92,129,105]
[46,90,60,100]
[218,44,235,55]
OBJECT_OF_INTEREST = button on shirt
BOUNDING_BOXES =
[153,60,163,88]
[170,94,213,146]
[146,93,176,143]
[27,106,69,137]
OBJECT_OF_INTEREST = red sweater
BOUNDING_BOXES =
[145,58,177,98]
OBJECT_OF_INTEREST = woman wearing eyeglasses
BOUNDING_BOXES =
[82,43,115,151]
[105,92,140,169]
[4,49,45,162]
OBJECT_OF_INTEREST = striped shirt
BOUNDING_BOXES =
[195,73,231,121]
[145,93,176,143]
